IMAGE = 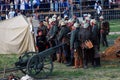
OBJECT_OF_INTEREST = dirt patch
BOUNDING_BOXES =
[101,36,120,60]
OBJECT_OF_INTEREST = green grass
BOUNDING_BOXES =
[49,60,120,80]
[109,19,120,32]
[0,54,19,70]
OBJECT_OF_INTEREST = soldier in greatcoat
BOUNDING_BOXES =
[58,21,71,64]
[90,19,101,67]
[68,22,82,68]
[78,22,92,69]
[47,18,59,61]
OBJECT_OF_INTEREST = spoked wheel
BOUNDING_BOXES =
[27,55,44,79]
[27,55,53,79]
[18,52,37,74]
[38,55,53,79]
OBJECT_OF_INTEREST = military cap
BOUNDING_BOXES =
[85,17,91,21]
[90,19,96,24]
[64,15,68,19]
[83,23,89,28]
[52,14,57,18]
[99,16,104,19]
[57,16,61,20]
[73,22,79,28]
[87,13,91,18]
[61,21,66,26]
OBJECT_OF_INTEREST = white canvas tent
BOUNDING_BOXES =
[0,15,35,54]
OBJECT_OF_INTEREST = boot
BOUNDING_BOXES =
[66,57,74,66]
[62,53,67,64]
[79,59,83,68]
[56,53,61,63]
[74,58,79,68]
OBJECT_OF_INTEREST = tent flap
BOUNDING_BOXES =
[0,15,35,54]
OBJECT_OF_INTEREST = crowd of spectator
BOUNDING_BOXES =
[0,0,119,20]
[0,0,71,12]
[0,0,119,12]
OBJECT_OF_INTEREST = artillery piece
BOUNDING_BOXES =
[0,43,65,79]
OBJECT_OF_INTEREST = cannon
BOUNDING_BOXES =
[0,43,65,79]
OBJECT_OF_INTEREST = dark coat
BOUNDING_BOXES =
[47,25,59,41]
[70,27,80,49]
[36,35,47,52]
[78,28,91,43]
[91,24,99,45]
[38,25,48,36]
[58,25,71,43]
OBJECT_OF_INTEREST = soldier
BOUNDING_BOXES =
[100,16,110,47]
[38,20,48,36]
[90,19,101,67]
[47,18,59,61]
[67,23,81,68]
[97,16,104,50]
[43,16,50,30]
[36,29,47,52]
[72,14,79,23]
[78,22,92,69]
[58,21,71,64]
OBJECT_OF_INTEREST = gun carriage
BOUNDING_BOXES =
[0,43,65,79]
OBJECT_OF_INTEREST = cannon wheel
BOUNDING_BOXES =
[19,52,37,74]
[27,55,53,79]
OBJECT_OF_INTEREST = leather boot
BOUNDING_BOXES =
[74,58,79,68]
[66,57,74,66]
[79,59,83,68]
[56,53,61,62]
[62,53,67,64]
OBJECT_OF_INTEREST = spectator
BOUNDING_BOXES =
[109,0,115,8]
[5,0,10,11]
[8,8,15,19]
[25,0,30,10]
[62,7,69,18]
[50,0,54,11]
[0,13,1,21]
[20,0,25,11]
[14,0,19,10]
[0,0,4,11]
[54,0,59,11]
[94,1,102,20]
[94,1,102,15]
[33,0,40,10]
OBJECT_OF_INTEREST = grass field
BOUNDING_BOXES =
[0,19,120,79]
[109,19,120,32]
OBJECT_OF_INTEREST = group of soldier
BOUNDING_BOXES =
[34,13,110,69]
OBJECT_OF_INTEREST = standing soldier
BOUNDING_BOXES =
[58,21,71,64]
[68,23,81,68]
[90,19,101,67]
[47,18,59,61]
[36,30,47,52]
[100,16,110,47]
[78,22,92,69]
[43,16,50,30]
[38,20,48,36]
[97,15,104,50]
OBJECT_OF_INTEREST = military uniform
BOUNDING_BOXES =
[36,30,47,52]
[78,26,92,68]
[58,25,71,63]
[69,27,81,67]
[90,24,100,66]
[47,24,59,61]
[100,21,110,47]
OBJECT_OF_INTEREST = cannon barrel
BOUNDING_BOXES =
[38,43,66,57]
